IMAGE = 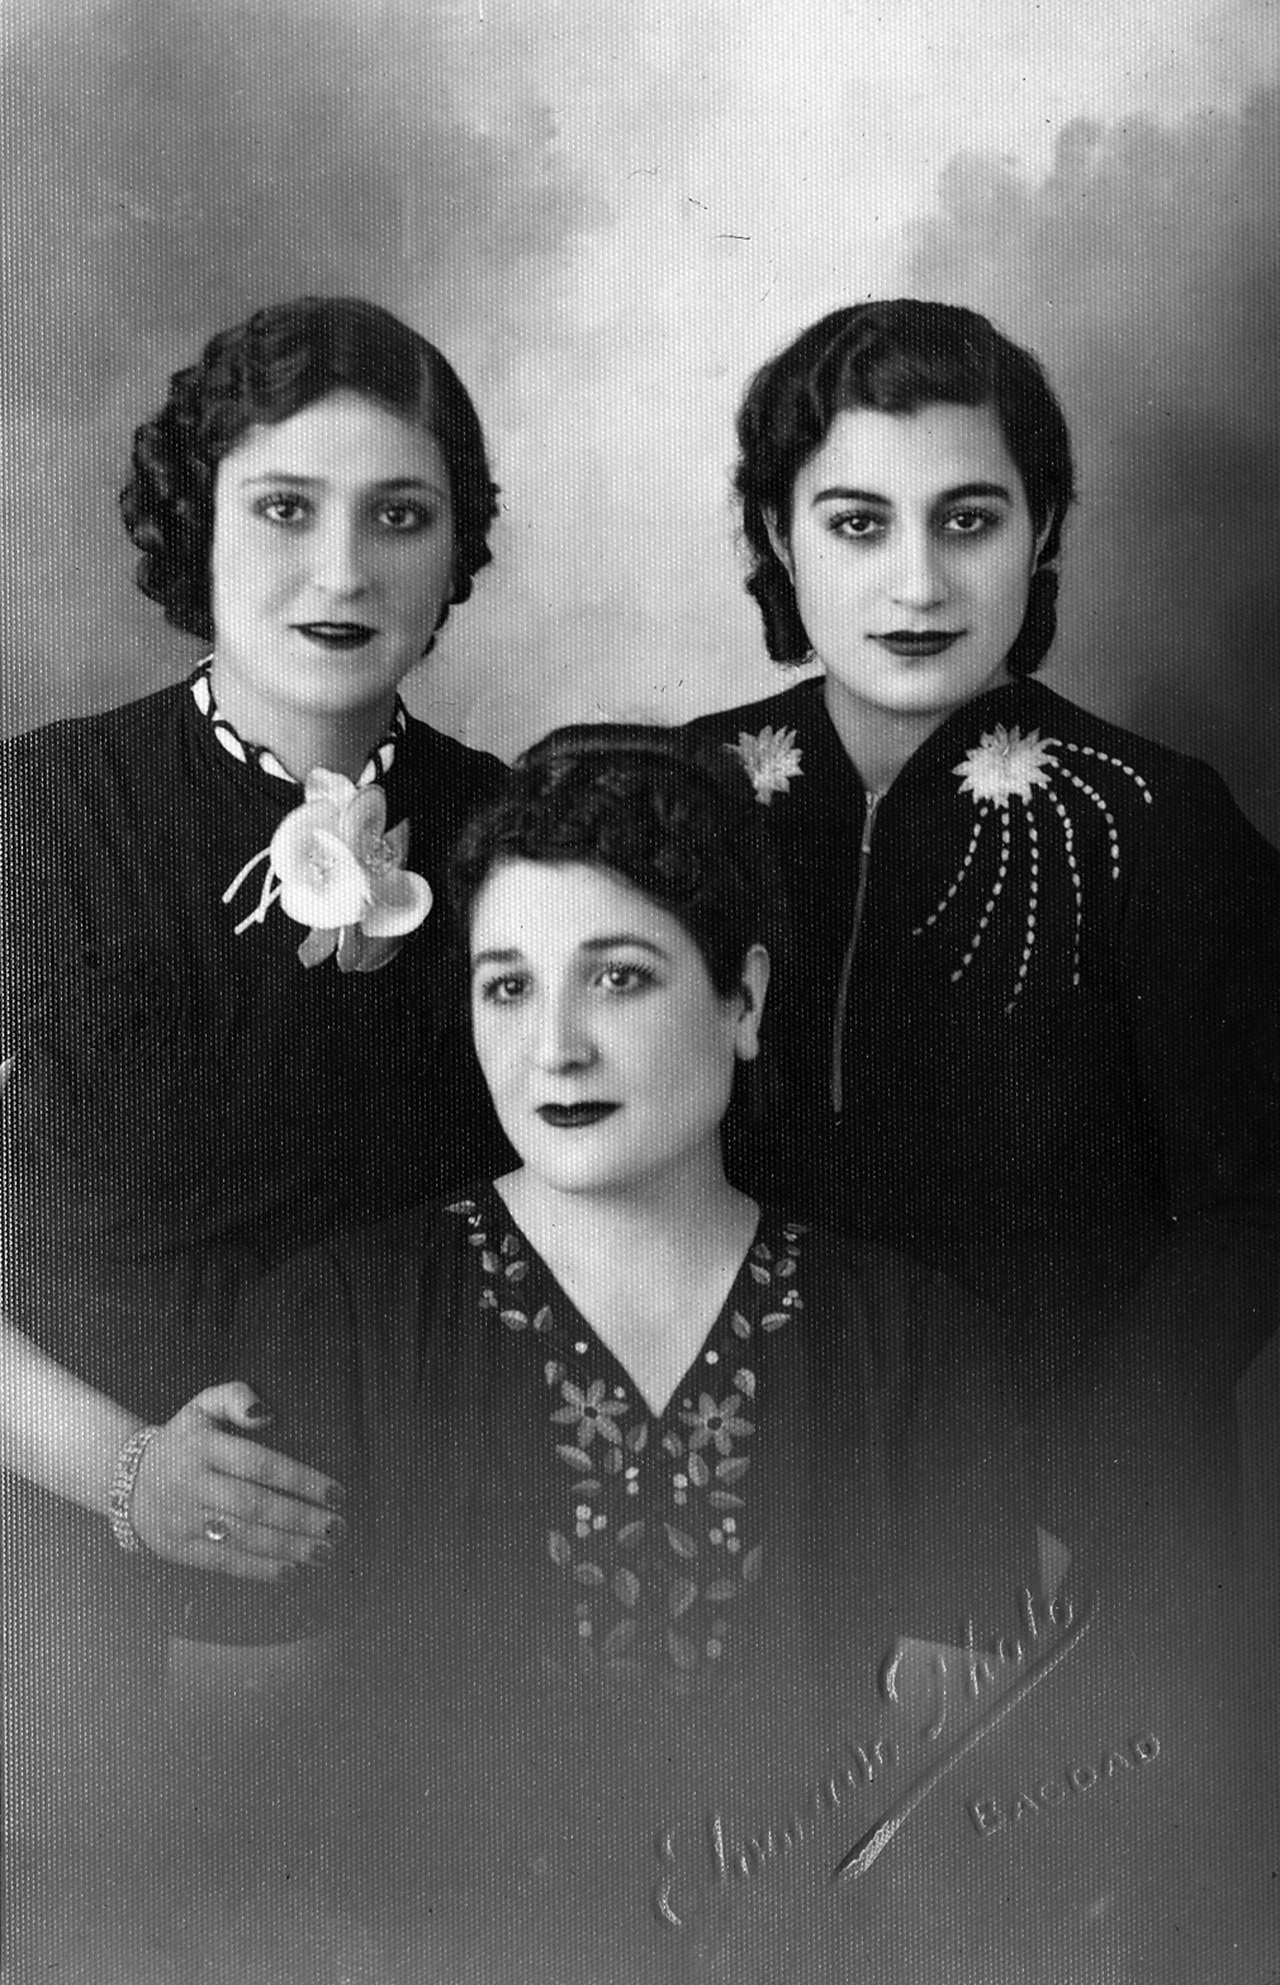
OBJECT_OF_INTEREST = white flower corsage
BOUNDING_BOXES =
[222,769,432,973]
[953,725,1054,808]
[726,723,804,805]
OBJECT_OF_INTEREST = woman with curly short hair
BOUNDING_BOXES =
[688,299,1280,1327]
[1,299,510,1816]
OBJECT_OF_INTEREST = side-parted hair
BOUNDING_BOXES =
[735,299,1076,674]
[449,726,778,999]
[120,296,499,645]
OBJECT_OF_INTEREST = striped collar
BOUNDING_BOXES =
[190,662,407,788]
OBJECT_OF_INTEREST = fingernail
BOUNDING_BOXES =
[243,1402,272,1425]
[324,1484,346,1509]
[308,1542,335,1568]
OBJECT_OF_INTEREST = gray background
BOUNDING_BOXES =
[3,0,1279,841]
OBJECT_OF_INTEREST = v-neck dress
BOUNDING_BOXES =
[168,1185,1277,1983]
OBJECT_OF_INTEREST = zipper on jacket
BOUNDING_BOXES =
[830,790,882,1117]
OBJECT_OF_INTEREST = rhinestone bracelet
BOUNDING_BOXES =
[107,1424,161,1554]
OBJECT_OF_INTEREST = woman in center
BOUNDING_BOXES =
[191,729,1056,1977]
[183,728,1268,1982]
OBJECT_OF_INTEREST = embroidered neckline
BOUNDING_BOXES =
[190,662,407,789]
[445,1191,807,1698]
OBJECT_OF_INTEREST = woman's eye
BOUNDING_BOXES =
[943,508,999,536]
[376,502,432,534]
[828,511,885,541]
[254,493,310,526]
[478,974,528,1004]
[598,963,656,994]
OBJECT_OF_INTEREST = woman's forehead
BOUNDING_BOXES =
[217,389,447,491]
[799,400,1025,502]
[470,860,684,956]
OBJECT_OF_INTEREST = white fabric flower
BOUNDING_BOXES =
[726,724,804,804]
[953,725,1054,807]
[221,769,432,972]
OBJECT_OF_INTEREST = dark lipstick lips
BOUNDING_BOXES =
[873,631,963,659]
[537,1103,619,1128]
[295,623,376,649]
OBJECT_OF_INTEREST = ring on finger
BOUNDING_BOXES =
[203,1515,233,1545]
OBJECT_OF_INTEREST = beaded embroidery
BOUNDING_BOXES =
[915,724,1154,1014]
[446,1196,806,1697]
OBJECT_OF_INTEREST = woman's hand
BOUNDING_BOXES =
[129,1382,343,1581]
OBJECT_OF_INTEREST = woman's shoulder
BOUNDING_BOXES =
[3,678,191,790]
[683,673,823,748]
[1013,680,1257,816]
[387,718,506,856]
[774,1215,994,1333]
[955,680,1280,893]
[310,1188,498,1286]
[397,716,506,796]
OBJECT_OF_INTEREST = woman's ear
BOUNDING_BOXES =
[763,510,794,581]
[1033,509,1058,567]
[732,945,771,1062]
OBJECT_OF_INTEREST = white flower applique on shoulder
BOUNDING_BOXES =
[726,723,804,805]
[914,724,1154,1013]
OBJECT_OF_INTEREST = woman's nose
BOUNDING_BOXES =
[887,526,949,611]
[309,515,369,600]
[532,990,596,1072]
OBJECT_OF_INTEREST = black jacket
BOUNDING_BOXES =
[687,674,1280,1316]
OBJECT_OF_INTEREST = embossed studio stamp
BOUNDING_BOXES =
[967,1733,1162,1838]
[831,1588,1094,1881]
[652,1731,898,1926]
[653,1582,1094,1927]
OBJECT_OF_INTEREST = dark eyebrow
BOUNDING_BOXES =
[579,935,670,960]
[811,480,1013,507]
[239,473,445,495]
[470,935,670,970]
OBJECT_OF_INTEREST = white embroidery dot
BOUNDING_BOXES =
[705,1350,719,1365]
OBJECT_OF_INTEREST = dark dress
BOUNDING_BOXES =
[162,1186,1275,1984]
[0,670,510,1840]
[685,675,1280,1322]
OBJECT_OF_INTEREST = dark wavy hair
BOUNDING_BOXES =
[449,725,778,998]
[120,296,500,646]
[735,299,1076,676]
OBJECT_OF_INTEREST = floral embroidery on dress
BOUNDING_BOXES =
[221,770,432,973]
[725,724,804,805]
[551,1379,628,1448]
[680,1392,755,1455]
[448,1197,806,1697]
[915,724,1154,1014]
